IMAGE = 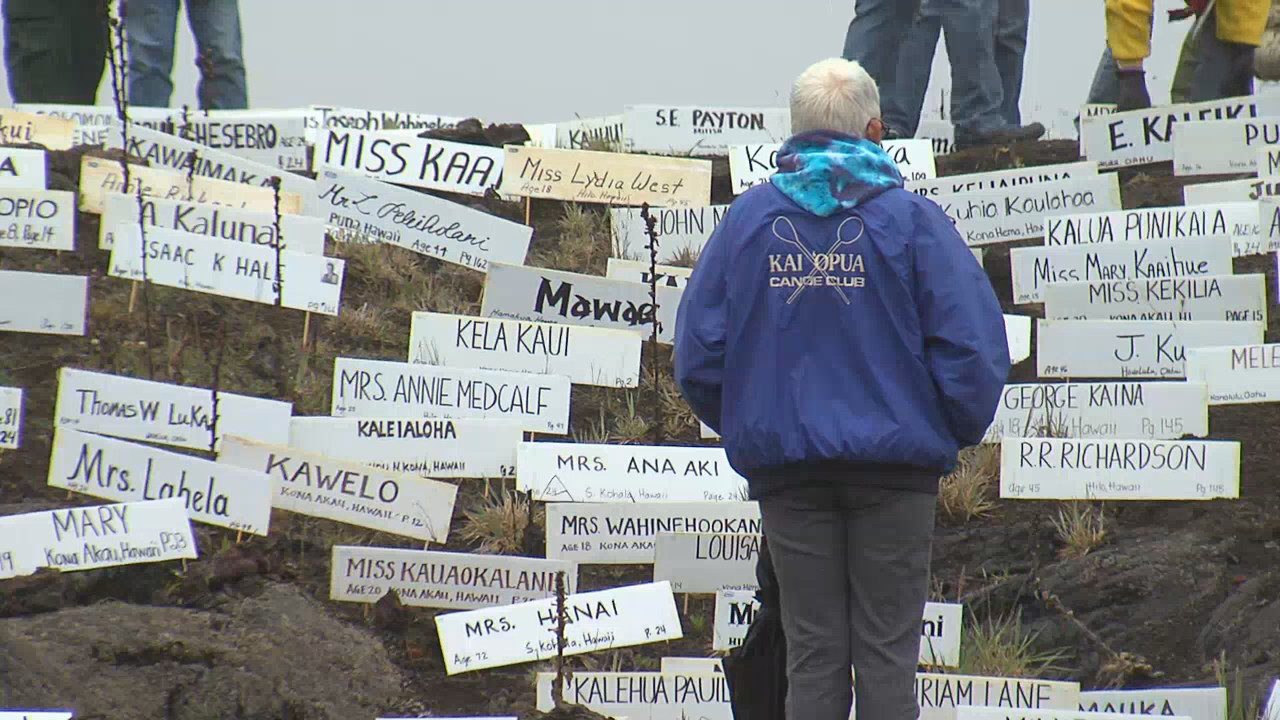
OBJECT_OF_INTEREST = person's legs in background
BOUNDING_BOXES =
[4,0,107,103]
[1189,6,1257,101]
[185,0,248,109]
[994,0,1029,126]
[1170,23,1201,103]
[126,0,181,107]
[843,0,922,137]
[886,5,943,137]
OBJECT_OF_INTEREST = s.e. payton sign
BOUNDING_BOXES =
[0,188,74,250]
[623,105,790,155]
[1001,437,1240,500]
[1044,203,1265,257]
[499,145,712,208]
[1080,94,1268,168]
[981,382,1209,444]
[100,193,325,254]
[1185,343,1280,405]
[317,128,503,197]
[517,441,749,503]
[288,416,521,479]
[1036,319,1264,379]
[939,174,1121,246]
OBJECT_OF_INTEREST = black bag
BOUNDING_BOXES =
[722,535,787,720]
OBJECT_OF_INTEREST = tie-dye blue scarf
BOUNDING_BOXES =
[770,130,904,217]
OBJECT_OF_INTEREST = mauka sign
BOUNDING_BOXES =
[0,270,88,336]
[48,428,273,535]
[1044,203,1265,257]
[1001,437,1240,500]
[100,193,324,254]
[623,105,790,155]
[1037,318,1264,379]
[939,174,1122,246]
[905,161,1098,198]
[0,188,75,250]
[1080,94,1273,168]
[1079,687,1227,720]
[316,128,503,197]
[288,416,521,479]
[517,441,749,503]
[314,168,531,270]
[981,382,1209,444]
[610,204,728,262]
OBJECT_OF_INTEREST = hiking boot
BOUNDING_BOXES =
[953,122,1046,150]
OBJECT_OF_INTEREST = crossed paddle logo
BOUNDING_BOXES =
[770,215,865,304]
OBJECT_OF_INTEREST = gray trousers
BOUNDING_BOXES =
[759,485,937,720]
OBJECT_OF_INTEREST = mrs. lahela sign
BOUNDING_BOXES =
[499,146,711,208]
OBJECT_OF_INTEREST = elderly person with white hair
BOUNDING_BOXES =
[674,58,1010,720]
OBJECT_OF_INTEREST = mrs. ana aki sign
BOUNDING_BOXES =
[518,441,749,503]
[1001,437,1240,500]
[499,145,712,208]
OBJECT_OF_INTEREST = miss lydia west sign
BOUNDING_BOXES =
[499,145,712,208]
[331,357,571,434]
[48,427,273,535]
[728,138,937,194]
[109,225,345,316]
[1036,319,1263,379]
[288,416,522,479]
[315,168,531,271]
[517,441,749,503]
[316,128,502,197]
[435,580,682,675]
[1001,437,1240,500]
[941,174,1121,246]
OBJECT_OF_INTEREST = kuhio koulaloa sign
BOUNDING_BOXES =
[939,175,1121,246]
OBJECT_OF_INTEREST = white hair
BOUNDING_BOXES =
[789,58,881,138]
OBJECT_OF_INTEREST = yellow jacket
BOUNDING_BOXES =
[1106,0,1268,62]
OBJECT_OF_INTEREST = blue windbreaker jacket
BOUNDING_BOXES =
[673,130,1010,498]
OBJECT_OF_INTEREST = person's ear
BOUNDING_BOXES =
[865,117,884,144]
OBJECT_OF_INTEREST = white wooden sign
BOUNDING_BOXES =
[918,602,964,667]
[107,120,317,215]
[610,204,728,262]
[1001,437,1240,500]
[217,435,456,543]
[480,261,681,344]
[1264,680,1279,720]
[0,107,74,149]
[623,105,790,155]
[914,673,1081,720]
[435,580,683,674]
[54,367,292,452]
[0,386,21,449]
[1006,314,1032,365]
[310,105,463,135]
[1183,177,1280,205]
[0,188,73,250]
[16,102,116,145]
[316,128,502,197]
[518,441,749,503]
[982,382,1209,444]
[108,225,344,316]
[728,138,935,194]
[48,428,273,535]
[1036,319,1263,379]
[653,532,760,593]
[556,114,625,150]
[330,545,575,609]
[158,109,310,171]
[0,712,73,720]
[288,416,520,479]
[605,257,693,288]
[0,270,87,335]
[331,357,571,434]
[906,161,1097,199]
[100,193,325,254]
[500,145,712,208]
[314,168,531,271]
[661,657,724,674]
[938,175,1121,246]
[1080,687,1226,720]
[0,147,46,188]
[535,670,731,719]
[1080,95,1263,168]
[1173,119,1280,175]
[1185,343,1280,405]
[77,156,297,215]
[1044,274,1264,323]
[409,311,642,388]
[1260,145,1280,176]
[1009,236,1232,305]
[713,589,759,651]
[0,498,197,580]
[959,709,1190,720]
[1045,202,1264,257]
[546,501,761,564]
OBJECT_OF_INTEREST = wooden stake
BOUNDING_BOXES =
[301,311,312,350]
[128,281,139,313]
[683,593,690,614]
[524,196,531,225]
[235,530,243,544]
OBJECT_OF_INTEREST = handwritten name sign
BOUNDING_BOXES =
[1010,236,1234,304]
[78,156,294,215]
[1045,203,1264,257]
[940,175,1121,246]
[1079,687,1226,720]
[959,709,1190,720]
[435,581,682,674]
[1173,119,1280,175]
[0,712,74,720]
[623,105,790,155]
[0,146,46,189]
[315,168,531,271]
[556,115,625,149]
[317,128,503,197]
[109,225,344,316]
[906,161,1097,199]
[729,139,936,194]
[610,204,728,262]
[1184,176,1280,204]
[1037,319,1263,379]
[409,311,642,388]
[546,501,760,565]
[605,257,693,288]
[0,386,21,449]
[0,188,74,250]
[914,673,1081,720]
[331,357,571,434]
[217,435,456,543]
[1080,94,1264,168]
[517,441,748,503]
[1001,437,1240,500]
[0,270,87,335]
[1264,680,1279,720]
[100,193,324,254]
[49,428,272,535]
[1185,343,1280,405]
[15,102,116,145]
[143,109,310,171]
[982,382,1208,444]
[501,145,711,208]
[310,105,463,135]
[288,416,520,479]
[534,670,732,719]
[0,108,74,149]
[1044,273,1264,323]
[0,498,197,580]
[331,545,575,610]
[479,261,681,344]
[653,532,760,593]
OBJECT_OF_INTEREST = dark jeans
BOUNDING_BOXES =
[3,0,107,104]
[125,0,248,108]
[758,484,937,720]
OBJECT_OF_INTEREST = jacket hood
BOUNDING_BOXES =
[769,129,904,217]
